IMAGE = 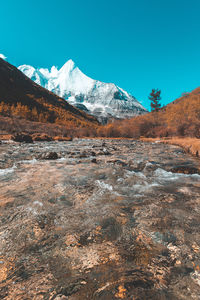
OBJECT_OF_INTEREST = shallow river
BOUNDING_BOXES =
[0,139,200,299]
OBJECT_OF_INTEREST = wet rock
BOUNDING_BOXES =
[12,133,33,143]
[78,232,92,246]
[129,161,146,171]
[152,231,176,245]
[91,158,97,163]
[170,165,200,174]
[97,148,111,156]
[173,149,185,154]
[79,151,96,158]
[79,152,87,158]
[48,198,56,204]
[53,295,68,300]
[37,152,59,160]
[143,161,160,172]
[108,159,128,167]
[112,146,117,150]
[58,196,72,206]
[56,281,83,297]
[103,148,111,155]
[100,217,121,241]
[92,144,99,148]
[96,151,104,155]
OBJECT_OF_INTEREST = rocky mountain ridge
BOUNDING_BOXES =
[19,60,147,121]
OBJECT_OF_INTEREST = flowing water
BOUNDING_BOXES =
[0,139,200,299]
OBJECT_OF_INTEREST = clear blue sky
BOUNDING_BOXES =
[1,0,200,110]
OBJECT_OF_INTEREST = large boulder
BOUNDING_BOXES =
[12,134,33,143]
[37,152,59,160]
[170,165,200,175]
[97,148,111,156]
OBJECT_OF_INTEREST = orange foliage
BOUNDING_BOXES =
[96,90,200,138]
[0,101,98,130]
[1,87,200,139]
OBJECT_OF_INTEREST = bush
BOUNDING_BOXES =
[177,123,188,136]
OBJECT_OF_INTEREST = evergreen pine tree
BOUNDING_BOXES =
[148,89,161,112]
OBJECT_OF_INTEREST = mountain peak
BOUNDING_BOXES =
[18,59,147,121]
[60,59,76,73]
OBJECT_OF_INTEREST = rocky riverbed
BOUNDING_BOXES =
[0,139,200,299]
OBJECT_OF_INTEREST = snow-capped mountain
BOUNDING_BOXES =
[19,60,147,121]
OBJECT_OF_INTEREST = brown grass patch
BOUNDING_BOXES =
[141,137,200,157]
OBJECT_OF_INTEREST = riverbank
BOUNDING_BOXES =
[141,137,200,158]
[2,134,200,159]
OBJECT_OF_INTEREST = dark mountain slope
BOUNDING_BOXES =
[0,58,98,127]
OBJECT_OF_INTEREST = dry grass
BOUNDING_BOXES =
[141,137,200,157]
[0,134,13,140]
[0,116,80,137]
[164,138,200,157]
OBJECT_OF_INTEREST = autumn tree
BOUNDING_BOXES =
[148,89,161,112]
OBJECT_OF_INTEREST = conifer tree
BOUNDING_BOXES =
[148,89,161,112]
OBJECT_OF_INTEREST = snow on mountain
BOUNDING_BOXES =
[0,54,7,60]
[19,60,147,121]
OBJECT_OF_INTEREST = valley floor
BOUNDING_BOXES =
[0,139,200,299]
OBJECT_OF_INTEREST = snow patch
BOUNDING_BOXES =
[0,53,6,60]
